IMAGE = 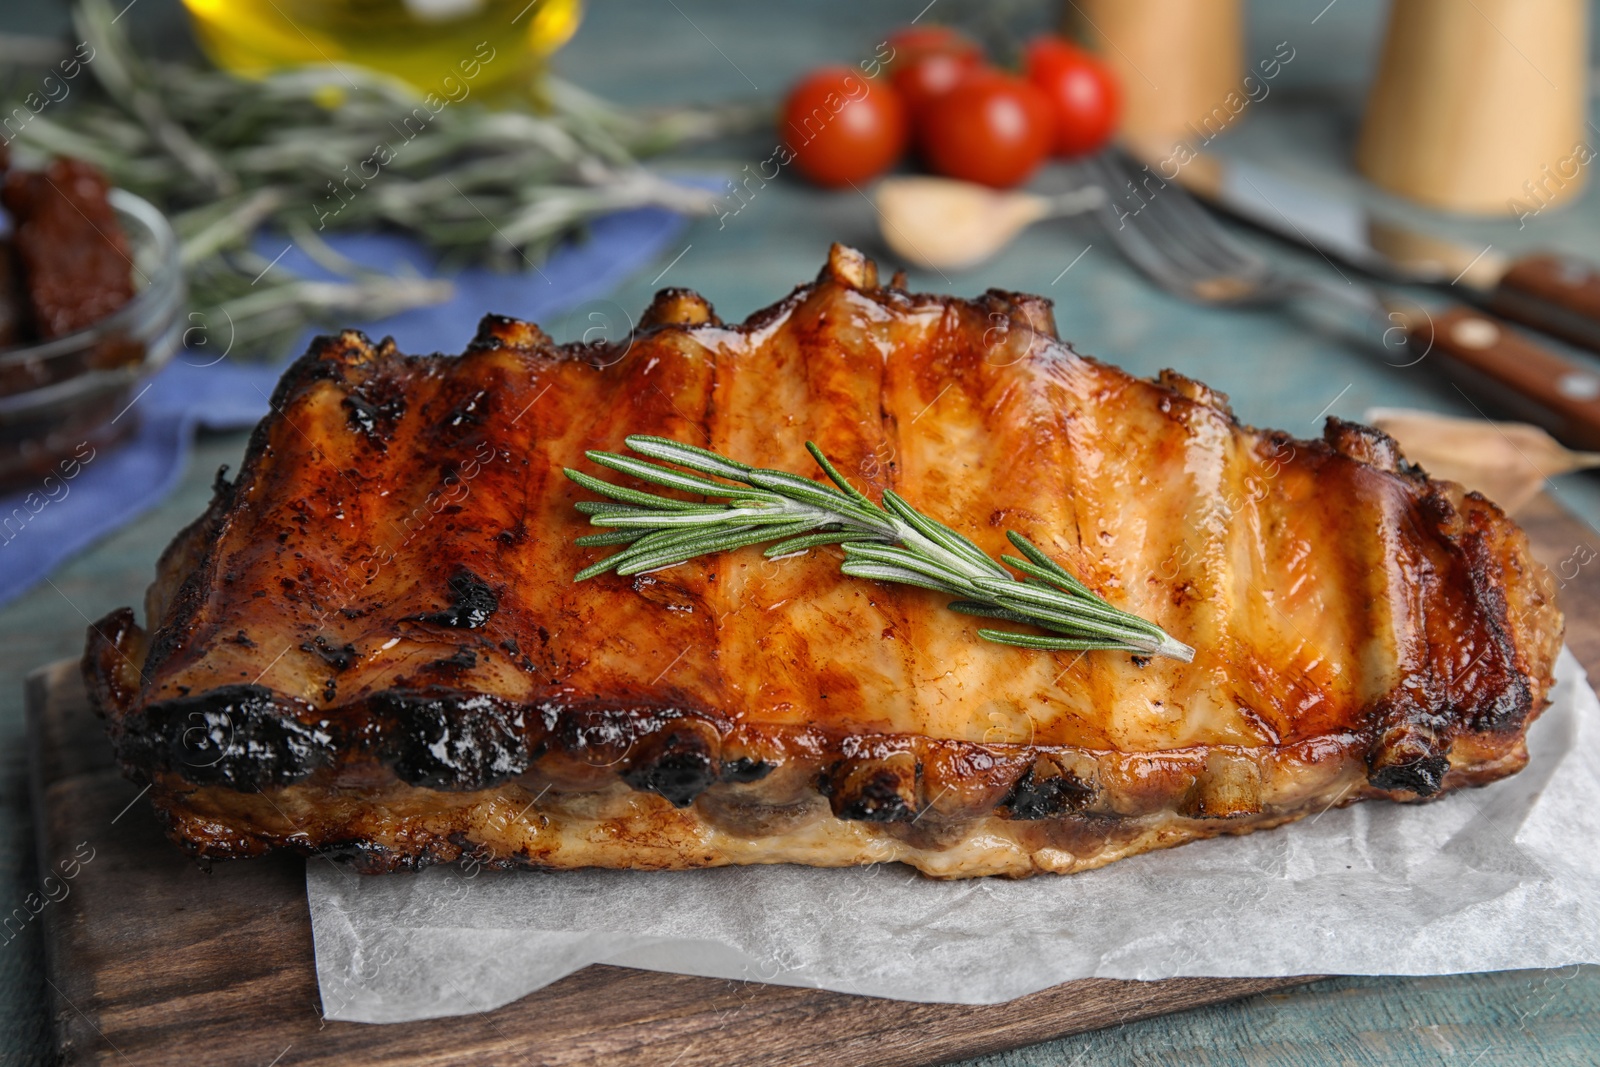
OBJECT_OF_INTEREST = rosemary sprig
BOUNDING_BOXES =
[565,436,1195,663]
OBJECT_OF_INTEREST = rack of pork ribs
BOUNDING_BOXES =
[84,245,1562,878]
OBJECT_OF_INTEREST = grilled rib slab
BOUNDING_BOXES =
[84,245,1563,877]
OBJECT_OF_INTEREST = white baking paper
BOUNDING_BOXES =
[309,648,1600,1024]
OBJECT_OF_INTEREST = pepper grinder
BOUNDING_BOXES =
[1357,0,1589,215]
[1064,0,1244,143]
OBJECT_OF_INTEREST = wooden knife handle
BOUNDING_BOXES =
[1488,252,1600,353]
[1410,305,1600,450]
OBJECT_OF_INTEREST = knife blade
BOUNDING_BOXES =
[1141,146,1600,354]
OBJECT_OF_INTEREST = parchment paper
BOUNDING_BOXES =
[309,648,1600,1023]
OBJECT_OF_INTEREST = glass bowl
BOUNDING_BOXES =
[0,189,184,491]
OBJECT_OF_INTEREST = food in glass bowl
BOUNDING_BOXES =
[0,155,182,489]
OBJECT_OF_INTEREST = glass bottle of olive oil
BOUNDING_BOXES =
[181,0,582,96]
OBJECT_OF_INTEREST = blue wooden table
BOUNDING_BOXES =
[2,1,1598,1063]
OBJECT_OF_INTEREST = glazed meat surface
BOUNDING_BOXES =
[85,245,1563,877]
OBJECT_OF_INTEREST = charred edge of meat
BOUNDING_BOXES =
[312,834,548,875]
[136,337,365,685]
[116,685,332,792]
[1368,754,1452,797]
[979,288,1060,343]
[829,754,918,822]
[102,662,1537,811]
[1002,764,1095,820]
[83,607,141,720]
[1459,515,1537,734]
[1366,722,1452,797]
[137,463,239,686]
[619,718,721,807]
[317,836,456,875]
[1469,671,1535,735]
[1323,416,1402,471]
[110,677,750,793]
[377,688,533,791]
[341,373,407,444]
[468,313,552,355]
[640,287,719,329]
[543,700,711,772]
[301,635,357,671]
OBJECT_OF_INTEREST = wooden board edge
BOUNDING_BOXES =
[27,659,81,1059]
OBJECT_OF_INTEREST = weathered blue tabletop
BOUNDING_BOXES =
[2,1,1597,1063]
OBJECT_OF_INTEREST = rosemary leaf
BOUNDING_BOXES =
[589,524,716,569]
[607,521,815,578]
[564,470,712,511]
[837,561,969,598]
[968,575,1149,626]
[976,630,1148,653]
[974,590,1165,645]
[945,600,1041,626]
[1005,531,1094,598]
[804,442,880,511]
[572,529,646,547]
[596,507,804,529]
[572,501,666,517]
[880,489,1008,578]
[625,435,754,479]
[763,530,862,557]
[999,554,1085,593]
[740,469,893,532]
[585,451,753,498]
[839,542,980,596]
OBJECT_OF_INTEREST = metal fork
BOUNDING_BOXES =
[1075,148,1387,325]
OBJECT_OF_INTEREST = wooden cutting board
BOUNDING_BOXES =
[29,492,1600,1067]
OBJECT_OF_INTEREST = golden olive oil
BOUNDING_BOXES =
[181,0,582,96]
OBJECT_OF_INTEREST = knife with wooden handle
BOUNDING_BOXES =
[1403,304,1600,450]
[1487,254,1600,353]
[1146,146,1600,355]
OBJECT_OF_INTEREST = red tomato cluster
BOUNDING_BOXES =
[781,26,1120,189]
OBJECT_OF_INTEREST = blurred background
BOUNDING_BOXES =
[2,1,1599,1063]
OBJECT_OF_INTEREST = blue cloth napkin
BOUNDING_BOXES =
[0,202,693,608]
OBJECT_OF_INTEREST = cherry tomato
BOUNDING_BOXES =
[917,70,1054,188]
[1025,36,1121,158]
[885,25,982,71]
[892,49,985,116]
[782,66,908,187]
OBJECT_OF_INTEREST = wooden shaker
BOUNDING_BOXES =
[1065,0,1245,143]
[1357,0,1590,215]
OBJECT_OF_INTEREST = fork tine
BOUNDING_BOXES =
[1093,153,1228,268]
[1086,154,1230,287]
[1102,150,1268,278]
[1086,150,1288,306]
[1146,195,1266,281]
[1075,157,1208,298]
